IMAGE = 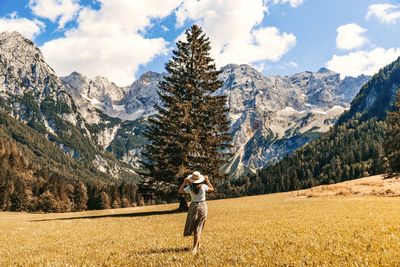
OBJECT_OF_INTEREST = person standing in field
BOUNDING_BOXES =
[179,171,215,254]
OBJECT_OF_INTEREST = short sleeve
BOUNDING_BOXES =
[184,186,191,193]
[203,184,209,191]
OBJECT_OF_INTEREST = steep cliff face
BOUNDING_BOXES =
[61,72,125,123]
[121,71,165,118]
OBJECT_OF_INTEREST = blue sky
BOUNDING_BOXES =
[0,0,399,85]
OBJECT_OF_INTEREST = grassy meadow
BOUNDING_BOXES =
[1,176,400,266]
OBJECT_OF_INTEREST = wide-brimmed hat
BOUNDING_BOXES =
[187,171,205,184]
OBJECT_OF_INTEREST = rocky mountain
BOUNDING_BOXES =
[62,61,370,178]
[61,71,164,121]
[216,64,370,177]
[0,31,138,181]
[338,56,400,123]
[121,71,165,118]
[0,31,370,180]
[60,72,125,123]
[60,72,161,167]
[257,56,400,194]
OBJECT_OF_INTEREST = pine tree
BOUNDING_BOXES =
[74,181,88,211]
[37,191,59,213]
[98,191,111,210]
[142,25,232,210]
[384,90,400,177]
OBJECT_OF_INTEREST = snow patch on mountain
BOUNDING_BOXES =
[97,125,120,149]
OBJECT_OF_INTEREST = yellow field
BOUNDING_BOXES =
[1,181,400,266]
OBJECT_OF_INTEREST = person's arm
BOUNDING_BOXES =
[204,175,215,193]
[178,177,191,194]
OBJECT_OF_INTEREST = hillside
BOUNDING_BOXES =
[338,56,400,123]
[256,57,400,194]
[0,112,140,212]
[294,174,400,197]
[0,31,138,180]
[1,191,400,266]
[0,32,143,212]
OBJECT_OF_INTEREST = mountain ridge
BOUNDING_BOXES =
[61,58,370,177]
[0,31,371,179]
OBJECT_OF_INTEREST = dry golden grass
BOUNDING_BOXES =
[1,186,400,266]
[296,175,400,198]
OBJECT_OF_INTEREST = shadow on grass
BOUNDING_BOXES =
[136,247,191,255]
[30,209,183,222]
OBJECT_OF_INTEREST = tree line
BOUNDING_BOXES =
[0,135,140,212]
[0,111,142,212]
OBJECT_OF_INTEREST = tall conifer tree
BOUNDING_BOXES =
[384,90,400,176]
[142,25,232,210]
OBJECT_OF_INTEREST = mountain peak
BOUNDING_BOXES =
[0,31,39,54]
[221,63,260,72]
[138,71,163,81]
[93,75,118,86]
[66,71,85,80]
[317,67,333,74]
[0,31,27,41]
[0,30,60,97]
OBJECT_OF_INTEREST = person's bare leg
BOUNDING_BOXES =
[197,233,202,251]
[192,234,200,254]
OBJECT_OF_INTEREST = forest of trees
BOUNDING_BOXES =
[0,136,141,212]
[257,117,386,193]
[383,90,400,177]
[0,112,141,212]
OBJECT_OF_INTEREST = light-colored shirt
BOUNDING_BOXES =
[184,184,209,202]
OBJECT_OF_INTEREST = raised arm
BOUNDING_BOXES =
[204,176,215,193]
[178,177,191,195]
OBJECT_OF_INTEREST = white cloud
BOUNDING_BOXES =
[336,23,368,50]
[161,25,170,32]
[253,62,267,72]
[41,0,181,86]
[271,0,304,8]
[29,0,81,29]
[279,61,298,69]
[175,0,296,68]
[0,13,45,39]
[366,3,400,24]
[326,47,400,77]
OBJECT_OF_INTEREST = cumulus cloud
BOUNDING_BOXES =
[41,0,181,86]
[0,13,45,39]
[29,0,81,29]
[279,61,298,69]
[271,0,304,8]
[175,0,296,68]
[366,3,400,24]
[326,47,400,77]
[336,23,368,50]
